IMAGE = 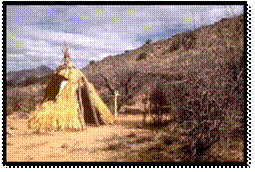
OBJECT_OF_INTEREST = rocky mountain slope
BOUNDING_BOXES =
[7,65,54,87]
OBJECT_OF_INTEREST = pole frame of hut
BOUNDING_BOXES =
[83,80,100,126]
[78,82,86,130]
[114,90,120,117]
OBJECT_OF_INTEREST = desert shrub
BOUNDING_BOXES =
[168,38,181,53]
[125,100,135,106]
[7,87,43,115]
[124,50,131,54]
[39,75,52,85]
[149,83,167,126]
[173,41,181,51]
[20,76,39,87]
[145,39,152,44]
[19,95,39,113]
[89,60,96,65]
[165,62,244,161]
[7,90,24,112]
[7,106,14,116]
[18,75,51,87]
[181,33,196,50]
[136,52,147,61]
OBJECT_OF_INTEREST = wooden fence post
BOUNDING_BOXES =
[114,90,120,117]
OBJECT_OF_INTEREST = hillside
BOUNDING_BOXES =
[7,65,54,87]
[81,14,244,104]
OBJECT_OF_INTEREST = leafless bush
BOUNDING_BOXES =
[171,63,244,161]
[91,61,141,111]
[7,87,44,115]
[182,33,196,50]
[149,83,167,126]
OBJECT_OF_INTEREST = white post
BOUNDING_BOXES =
[114,90,119,117]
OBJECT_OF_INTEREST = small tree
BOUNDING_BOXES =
[150,83,167,126]
[92,61,140,113]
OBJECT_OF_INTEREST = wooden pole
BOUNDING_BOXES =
[148,99,151,117]
[142,101,147,125]
[78,82,86,130]
[84,81,100,126]
[114,90,119,117]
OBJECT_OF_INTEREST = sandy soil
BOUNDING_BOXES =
[6,114,155,162]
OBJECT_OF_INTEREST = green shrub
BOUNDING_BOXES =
[168,39,181,53]
[7,106,14,116]
[40,75,52,85]
[173,41,180,51]
[136,52,147,61]
[125,100,135,106]
[21,76,39,87]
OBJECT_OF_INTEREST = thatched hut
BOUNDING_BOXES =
[28,48,114,132]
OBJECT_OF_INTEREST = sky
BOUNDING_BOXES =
[6,5,243,72]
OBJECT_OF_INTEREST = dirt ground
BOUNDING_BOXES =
[6,114,160,162]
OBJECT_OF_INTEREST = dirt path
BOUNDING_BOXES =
[6,114,155,162]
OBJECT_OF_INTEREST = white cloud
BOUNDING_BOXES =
[6,5,244,71]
